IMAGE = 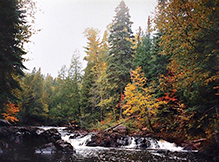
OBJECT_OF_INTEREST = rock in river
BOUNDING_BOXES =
[0,126,75,156]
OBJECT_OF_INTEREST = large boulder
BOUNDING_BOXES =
[54,140,75,153]
[86,132,131,147]
[113,125,128,134]
[40,128,61,142]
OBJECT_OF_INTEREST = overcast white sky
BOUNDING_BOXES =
[24,0,157,77]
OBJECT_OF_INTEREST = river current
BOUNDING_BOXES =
[1,126,207,162]
[33,127,205,162]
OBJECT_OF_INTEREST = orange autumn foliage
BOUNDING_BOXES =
[157,89,177,102]
[2,103,19,122]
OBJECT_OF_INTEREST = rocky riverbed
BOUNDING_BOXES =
[0,119,218,162]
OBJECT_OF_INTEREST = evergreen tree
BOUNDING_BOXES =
[43,74,54,112]
[80,28,100,126]
[67,50,82,123]
[80,62,95,127]
[50,52,82,125]
[81,28,109,127]
[18,68,48,125]
[49,66,68,124]
[0,0,28,110]
[134,31,152,79]
[105,0,134,119]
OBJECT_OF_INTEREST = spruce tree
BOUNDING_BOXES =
[0,0,27,110]
[134,32,152,79]
[50,53,82,125]
[106,0,134,119]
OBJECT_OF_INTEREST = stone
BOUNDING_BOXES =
[0,119,11,127]
[40,128,61,142]
[69,132,80,139]
[54,140,75,153]
[0,126,75,155]
[36,143,57,154]
[113,125,128,134]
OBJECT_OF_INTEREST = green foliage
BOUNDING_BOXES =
[155,0,219,138]
[0,0,34,110]
[105,0,134,119]
[134,30,169,100]
[50,52,82,125]
[3,0,217,143]
[80,27,109,127]
[18,68,48,125]
[134,31,152,78]
[43,74,54,111]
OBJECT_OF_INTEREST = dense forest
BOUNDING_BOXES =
[1,0,219,144]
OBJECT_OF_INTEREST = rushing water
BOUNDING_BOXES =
[33,127,205,162]
[0,126,207,162]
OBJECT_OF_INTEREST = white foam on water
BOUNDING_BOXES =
[157,139,183,152]
[123,137,136,149]
[123,137,184,152]
[62,134,92,149]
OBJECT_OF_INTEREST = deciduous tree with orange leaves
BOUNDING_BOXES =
[2,103,19,123]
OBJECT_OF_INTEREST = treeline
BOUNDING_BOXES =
[1,0,219,141]
[16,51,82,125]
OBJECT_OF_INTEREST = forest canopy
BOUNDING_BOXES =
[0,0,218,143]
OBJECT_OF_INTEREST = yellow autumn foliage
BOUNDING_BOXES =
[122,67,163,121]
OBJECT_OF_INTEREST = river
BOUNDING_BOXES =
[35,127,205,162]
[0,126,207,162]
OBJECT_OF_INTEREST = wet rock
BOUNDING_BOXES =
[86,134,99,146]
[113,125,128,134]
[135,137,158,149]
[116,136,131,146]
[0,119,11,127]
[54,140,75,153]
[86,132,131,147]
[69,132,81,139]
[0,126,75,155]
[40,128,61,142]
[36,142,57,154]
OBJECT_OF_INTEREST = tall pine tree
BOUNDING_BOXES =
[105,0,134,119]
[0,0,27,110]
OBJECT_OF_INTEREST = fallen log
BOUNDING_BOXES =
[192,138,206,143]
